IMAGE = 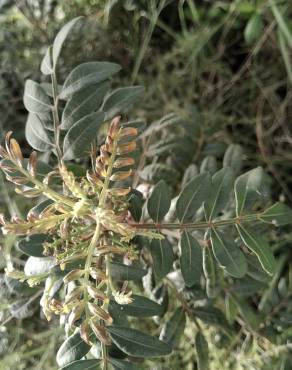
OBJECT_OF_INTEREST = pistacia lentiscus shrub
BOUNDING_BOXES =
[1,17,292,370]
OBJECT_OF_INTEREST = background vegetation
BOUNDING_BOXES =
[0,1,292,369]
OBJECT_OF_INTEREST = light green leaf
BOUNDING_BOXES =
[176,173,211,222]
[234,167,264,216]
[148,238,174,281]
[112,294,163,317]
[205,167,234,220]
[60,62,121,99]
[107,326,172,358]
[25,113,54,152]
[9,298,35,319]
[17,234,50,257]
[23,80,52,113]
[210,229,247,278]
[61,81,109,130]
[259,202,292,226]
[24,256,54,276]
[195,332,209,370]
[223,144,244,175]
[236,225,276,275]
[52,17,83,67]
[63,111,105,160]
[110,262,147,281]
[102,86,145,120]
[56,331,91,367]
[160,307,186,349]
[59,359,101,370]
[40,46,53,75]
[180,231,202,287]
[147,180,171,222]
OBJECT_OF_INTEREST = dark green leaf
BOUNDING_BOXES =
[180,231,202,287]
[128,191,143,222]
[147,180,171,222]
[59,359,101,370]
[210,229,247,278]
[176,173,211,222]
[160,307,186,349]
[56,331,91,367]
[110,262,147,281]
[148,238,174,281]
[107,326,172,358]
[52,17,83,67]
[25,113,54,152]
[112,294,163,317]
[61,82,109,130]
[23,80,51,113]
[260,202,292,226]
[140,163,179,185]
[63,111,105,160]
[102,86,145,120]
[204,167,234,220]
[109,358,141,370]
[24,256,54,276]
[17,234,51,257]
[60,62,121,99]
[192,306,232,335]
[181,164,198,188]
[195,332,209,370]
[234,167,264,216]
[237,225,276,275]
[223,144,244,175]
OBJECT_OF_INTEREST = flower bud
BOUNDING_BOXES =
[110,170,133,181]
[63,269,85,284]
[90,320,111,345]
[113,157,135,168]
[80,320,93,345]
[88,303,113,324]
[87,286,107,301]
[116,141,136,155]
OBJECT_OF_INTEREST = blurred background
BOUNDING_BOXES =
[0,1,292,369]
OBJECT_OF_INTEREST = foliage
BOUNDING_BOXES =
[0,15,292,370]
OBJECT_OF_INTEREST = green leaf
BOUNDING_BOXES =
[195,332,209,370]
[60,62,121,99]
[181,164,198,188]
[203,246,217,298]
[24,256,54,276]
[236,225,276,275]
[61,81,109,130]
[160,307,186,349]
[129,192,143,221]
[148,238,174,281]
[25,113,54,152]
[63,111,105,160]
[52,17,83,67]
[180,231,202,287]
[109,358,141,370]
[147,180,171,222]
[59,359,101,370]
[223,144,244,175]
[176,173,211,222]
[111,294,163,317]
[200,155,217,175]
[56,331,91,367]
[40,46,53,75]
[244,12,263,45]
[23,80,51,113]
[204,167,234,220]
[210,229,247,278]
[234,167,264,216]
[110,262,147,281]
[17,234,51,257]
[102,86,145,120]
[107,326,172,358]
[259,202,292,226]
[192,306,232,335]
